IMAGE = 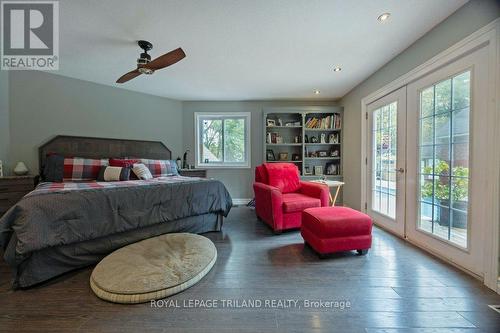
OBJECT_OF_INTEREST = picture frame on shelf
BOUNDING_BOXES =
[278,152,288,161]
[304,166,312,175]
[320,133,326,143]
[270,132,282,144]
[314,165,323,176]
[329,133,339,144]
[266,149,275,161]
[275,134,283,144]
[325,162,338,175]
[266,119,276,127]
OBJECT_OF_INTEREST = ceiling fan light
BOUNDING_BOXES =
[377,12,391,22]
[138,67,154,75]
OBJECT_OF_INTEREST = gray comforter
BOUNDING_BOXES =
[0,177,232,287]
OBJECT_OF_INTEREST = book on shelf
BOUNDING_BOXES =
[304,113,341,129]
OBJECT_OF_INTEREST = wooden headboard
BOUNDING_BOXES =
[39,135,172,176]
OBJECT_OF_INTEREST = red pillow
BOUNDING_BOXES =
[263,163,301,193]
[109,158,139,168]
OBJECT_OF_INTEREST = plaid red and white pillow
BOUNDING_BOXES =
[138,159,177,177]
[63,157,109,180]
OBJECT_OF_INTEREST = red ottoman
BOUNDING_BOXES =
[301,207,372,257]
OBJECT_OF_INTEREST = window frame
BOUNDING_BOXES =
[194,112,251,169]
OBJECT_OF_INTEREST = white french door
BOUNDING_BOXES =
[366,87,406,237]
[405,46,488,276]
[365,44,489,277]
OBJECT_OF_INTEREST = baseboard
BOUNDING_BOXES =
[232,198,252,206]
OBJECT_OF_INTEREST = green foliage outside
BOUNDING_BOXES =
[224,119,245,162]
[202,118,245,163]
[421,160,468,202]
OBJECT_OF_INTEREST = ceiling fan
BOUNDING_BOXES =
[116,40,186,84]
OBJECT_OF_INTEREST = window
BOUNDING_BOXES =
[195,112,251,168]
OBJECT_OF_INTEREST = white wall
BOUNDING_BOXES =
[340,0,500,210]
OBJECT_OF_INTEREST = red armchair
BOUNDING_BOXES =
[253,163,329,233]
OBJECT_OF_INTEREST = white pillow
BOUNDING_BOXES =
[132,163,153,180]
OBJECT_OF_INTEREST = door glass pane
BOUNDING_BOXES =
[435,79,451,114]
[417,71,470,248]
[372,191,380,212]
[435,112,451,145]
[420,146,434,175]
[452,107,469,143]
[452,71,470,110]
[420,87,434,118]
[420,117,433,145]
[371,102,397,219]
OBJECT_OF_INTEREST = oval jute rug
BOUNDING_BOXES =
[90,233,217,304]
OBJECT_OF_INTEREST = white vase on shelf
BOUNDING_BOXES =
[13,162,28,176]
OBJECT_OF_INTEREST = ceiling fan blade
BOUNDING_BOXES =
[145,48,186,71]
[116,69,141,83]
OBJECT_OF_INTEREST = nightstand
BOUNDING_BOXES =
[0,176,36,216]
[178,169,207,178]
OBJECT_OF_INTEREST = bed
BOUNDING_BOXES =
[0,136,232,288]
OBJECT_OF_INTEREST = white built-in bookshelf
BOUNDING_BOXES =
[263,107,343,181]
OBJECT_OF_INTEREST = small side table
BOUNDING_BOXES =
[309,180,345,206]
[0,175,36,216]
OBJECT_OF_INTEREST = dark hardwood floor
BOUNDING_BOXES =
[1,206,499,332]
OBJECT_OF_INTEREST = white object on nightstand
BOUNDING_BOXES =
[13,162,28,176]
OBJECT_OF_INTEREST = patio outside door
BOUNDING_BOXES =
[366,87,406,237]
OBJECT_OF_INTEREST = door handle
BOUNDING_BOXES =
[395,168,405,173]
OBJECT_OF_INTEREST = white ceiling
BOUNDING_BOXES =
[58,0,467,101]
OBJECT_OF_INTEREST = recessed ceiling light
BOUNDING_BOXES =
[314,90,321,95]
[377,12,391,22]
[333,66,342,72]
